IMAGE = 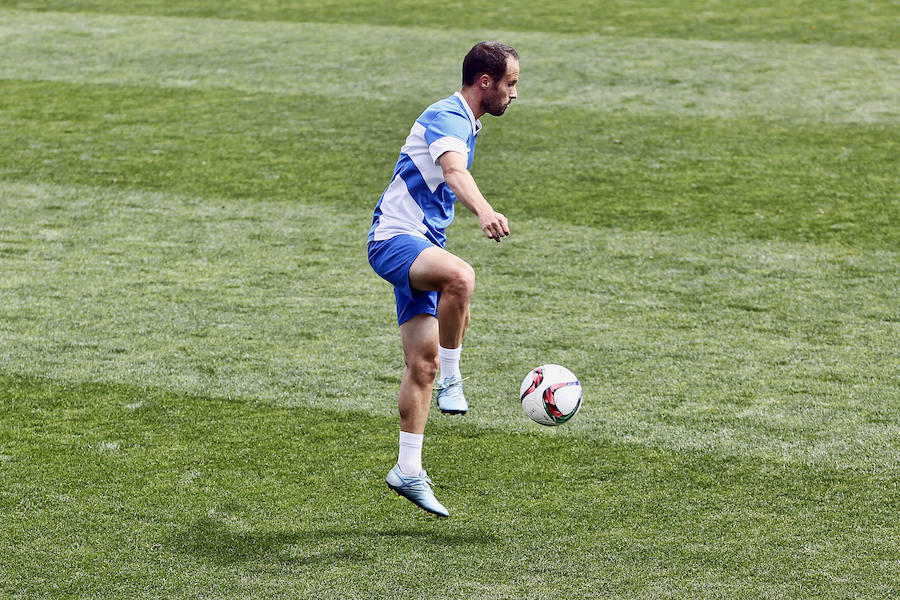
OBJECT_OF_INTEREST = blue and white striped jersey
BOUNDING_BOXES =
[368,92,482,248]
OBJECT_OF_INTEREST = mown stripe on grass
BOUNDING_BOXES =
[1,9,899,123]
[1,0,899,48]
[1,180,897,472]
[1,371,898,599]
[1,79,898,249]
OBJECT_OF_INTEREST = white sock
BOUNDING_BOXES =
[398,431,424,476]
[438,345,462,382]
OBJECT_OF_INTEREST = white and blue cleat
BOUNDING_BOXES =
[435,376,468,415]
[386,464,449,517]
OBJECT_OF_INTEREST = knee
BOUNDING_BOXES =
[406,353,439,386]
[442,262,475,300]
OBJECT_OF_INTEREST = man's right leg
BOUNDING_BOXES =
[397,314,440,437]
[386,313,449,517]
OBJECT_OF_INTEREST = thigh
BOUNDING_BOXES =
[407,246,472,293]
[400,313,440,364]
[368,234,435,293]
[369,235,441,325]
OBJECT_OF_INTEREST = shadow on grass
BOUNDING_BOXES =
[170,515,495,565]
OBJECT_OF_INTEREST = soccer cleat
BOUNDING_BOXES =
[435,376,468,415]
[385,464,449,517]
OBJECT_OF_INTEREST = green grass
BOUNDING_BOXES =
[4,79,897,248]
[4,373,899,598]
[1,2,899,598]
[2,12,898,247]
[2,0,899,47]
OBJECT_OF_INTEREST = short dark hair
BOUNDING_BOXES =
[462,41,518,86]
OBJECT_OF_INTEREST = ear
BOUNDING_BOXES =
[479,73,492,89]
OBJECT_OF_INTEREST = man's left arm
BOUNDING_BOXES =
[439,151,509,242]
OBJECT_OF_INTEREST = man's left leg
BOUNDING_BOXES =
[408,246,474,414]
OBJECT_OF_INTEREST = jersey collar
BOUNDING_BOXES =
[454,91,482,136]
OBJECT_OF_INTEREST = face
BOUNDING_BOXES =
[482,57,519,117]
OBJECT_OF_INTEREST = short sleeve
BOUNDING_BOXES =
[423,110,470,164]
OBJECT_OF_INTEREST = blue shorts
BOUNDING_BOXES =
[368,234,441,325]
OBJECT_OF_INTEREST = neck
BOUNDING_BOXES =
[459,86,484,119]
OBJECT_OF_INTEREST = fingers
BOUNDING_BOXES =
[482,212,510,242]
[484,223,508,241]
[497,213,510,238]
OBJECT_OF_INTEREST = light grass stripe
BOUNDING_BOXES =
[1,9,898,123]
[2,180,897,470]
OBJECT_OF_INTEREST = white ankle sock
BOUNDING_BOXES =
[438,345,462,382]
[398,431,424,476]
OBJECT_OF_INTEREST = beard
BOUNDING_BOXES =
[483,92,511,116]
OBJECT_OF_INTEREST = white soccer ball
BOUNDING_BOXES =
[519,364,583,426]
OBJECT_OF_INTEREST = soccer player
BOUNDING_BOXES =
[367,41,519,517]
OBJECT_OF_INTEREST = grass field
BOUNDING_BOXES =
[1,2,899,598]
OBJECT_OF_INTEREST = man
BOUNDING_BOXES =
[367,41,519,517]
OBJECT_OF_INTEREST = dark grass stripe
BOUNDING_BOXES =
[2,372,898,598]
[1,0,898,47]
[1,79,897,249]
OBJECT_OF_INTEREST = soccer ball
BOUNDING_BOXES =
[519,364,583,426]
